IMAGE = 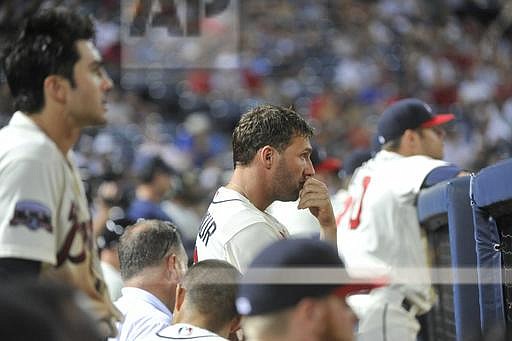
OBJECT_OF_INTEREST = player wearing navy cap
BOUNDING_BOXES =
[237,238,383,341]
[337,98,466,341]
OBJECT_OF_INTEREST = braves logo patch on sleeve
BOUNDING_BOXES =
[9,200,53,232]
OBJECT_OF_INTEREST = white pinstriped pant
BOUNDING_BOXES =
[351,288,421,341]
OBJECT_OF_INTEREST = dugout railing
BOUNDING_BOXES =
[418,176,481,341]
[471,158,512,340]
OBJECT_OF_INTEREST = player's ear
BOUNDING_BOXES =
[167,253,179,281]
[229,315,242,334]
[398,129,418,156]
[174,284,186,312]
[292,298,323,334]
[259,146,274,169]
[299,297,323,321]
[43,75,68,105]
[402,129,416,143]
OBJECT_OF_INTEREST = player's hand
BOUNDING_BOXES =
[297,177,337,243]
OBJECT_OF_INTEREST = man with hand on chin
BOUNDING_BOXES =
[194,104,337,272]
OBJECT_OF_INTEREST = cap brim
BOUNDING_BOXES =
[420,113,455,129]
[315,158,342,173]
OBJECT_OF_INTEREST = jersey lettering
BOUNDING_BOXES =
[56,203,92,266]
[198,212,216,247]
[193,246,198,264]
[347,176,372,230]
[335,196,353,226]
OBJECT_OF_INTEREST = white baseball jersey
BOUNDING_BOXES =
[0,112,121,335]
[268,190,350,237]
[337,150,448,307]
[267,200,321,237]
[143,323,228,340]
[195,187,289,273]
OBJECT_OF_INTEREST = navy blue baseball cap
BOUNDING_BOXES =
[377,98,455,145]
[236,239,384,316]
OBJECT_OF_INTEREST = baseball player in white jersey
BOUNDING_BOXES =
[0,8,121,336]
[195,186,290,271]
[337,98,465,341]
[142,260,241,341]
[195,104,337,272]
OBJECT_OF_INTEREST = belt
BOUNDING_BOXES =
[371,287,422,315]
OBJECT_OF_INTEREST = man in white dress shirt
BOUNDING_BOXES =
[112,220,188,340]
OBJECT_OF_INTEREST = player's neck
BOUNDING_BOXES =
[228,168,272,211]
[28,108,80,155]
[175,311,227,337]
[125,273,175,312]
[226,182,249,199]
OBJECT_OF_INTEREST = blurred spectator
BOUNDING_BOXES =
[161,172,203,241]
[92,180,125,236]
[341,149,373,180]
[127,155,174,222]
[97,218,133,301]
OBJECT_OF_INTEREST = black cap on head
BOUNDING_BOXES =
[377,98,455,145]
[236,239,383,316]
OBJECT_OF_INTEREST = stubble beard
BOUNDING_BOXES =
[273,160,302,202]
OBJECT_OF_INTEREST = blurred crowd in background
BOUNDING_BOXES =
[1,0,512,239]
